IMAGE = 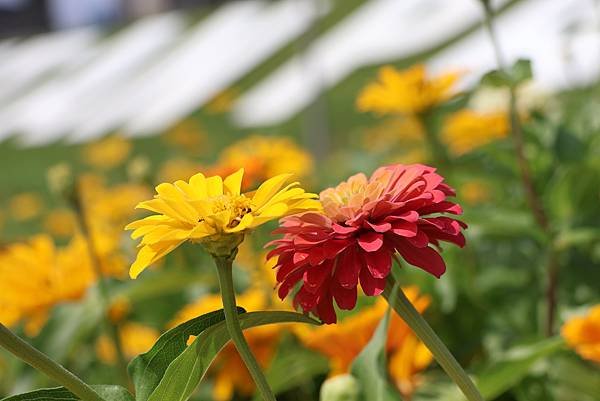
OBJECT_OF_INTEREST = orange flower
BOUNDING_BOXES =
[296,287,432,397]
[562,305,600,363]
[357,65,460,116]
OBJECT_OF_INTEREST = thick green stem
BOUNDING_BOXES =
[213,256,277,401]
[0,323,104,401]
[383,277,483,401]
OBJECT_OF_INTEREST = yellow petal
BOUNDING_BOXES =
[225,213,253,233]
[189,173,208,198]
[223,168,244,196]
[251,174,292,209]
[206,176,224,197]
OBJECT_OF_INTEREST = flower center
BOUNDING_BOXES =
[210,195,254,228]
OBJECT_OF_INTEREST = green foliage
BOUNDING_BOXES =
[128,308,234,401]
[480,59,533,88]
[147,311,320,401]
[1,385,133,401]
[350,305,401,401]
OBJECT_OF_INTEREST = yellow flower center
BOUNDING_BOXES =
[209,195,254,228]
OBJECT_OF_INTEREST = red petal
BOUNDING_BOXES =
[316,292,337,324]
[332,284,357,310]
[396,242,446,278]
[391,221,417,237]
[358,232,384,252]
[365,220,392,233]
[334,246,362,289]
[359,268,386,296]
[363,247,392,279]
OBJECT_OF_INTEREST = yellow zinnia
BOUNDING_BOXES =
[126,168,321,278]
[357,64,460,116]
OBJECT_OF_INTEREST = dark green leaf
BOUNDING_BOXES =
[350,300,402,401]
[1,385,133,401]
[553,126,586,164]
[147,311,320,401]
[128,308,239,401]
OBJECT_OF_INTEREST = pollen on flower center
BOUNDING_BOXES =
[209,194,254,227]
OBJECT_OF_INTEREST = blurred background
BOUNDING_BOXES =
[1,0,600,400]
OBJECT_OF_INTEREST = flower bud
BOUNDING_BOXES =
[320,374,360,401]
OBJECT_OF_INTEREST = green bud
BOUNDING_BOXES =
[320,374,360,401]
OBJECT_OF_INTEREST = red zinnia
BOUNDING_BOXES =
[267,164,466,323]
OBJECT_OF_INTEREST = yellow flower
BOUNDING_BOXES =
[441,110,509,156]
[126,168,320,278]
[43,209,77,238]
[357,65,460,116]
[170,290,281,401]
[0,235,97,336]
[82,135,132,170]
[562,305,600,363]
[9,192,43,221]
[96,323,159,364]
[76,175,151,277]
[212,135,314,190]
[296,287,432,397]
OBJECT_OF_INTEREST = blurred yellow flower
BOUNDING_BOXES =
[0,235,97,336]
[9,192,43,221]
[96,323,159,364]
[212,135,314,190]
[107,296,131,323]
[170,290,281,401]
[362,117,429,164]
[77,175,151,277]
[157,159,205,183]
[126,168,321,278]
[43,209,77,238]
[459,181,491,205]
[206,87,240,114]
[441,110,509,156]
[296,287,432,397]
[162,120,209,155]
[82,135,132,170]
[357,65,460,116]
[562,305,600,363]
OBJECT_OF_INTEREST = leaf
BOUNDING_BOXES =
[1,385,133,401]
[350,299,402,401]
[553,126,586,164]
[480,70,513,88]
[147,311,320,401]
[476,337,564,399]
[509,59,533,84]
[128,308,239,401]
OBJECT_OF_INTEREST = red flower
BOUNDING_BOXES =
[267,164,466,323]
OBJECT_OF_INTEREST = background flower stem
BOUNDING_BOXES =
[70,181,131,389]
[480,0,556,336]
[0,323,105,401]
[213,256,277,401]
[383,276,484,401]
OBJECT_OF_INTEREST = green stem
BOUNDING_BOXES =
[0,323,104,401]
[213,256,277,401]
[419,112,450,168]
[383,277,483,401]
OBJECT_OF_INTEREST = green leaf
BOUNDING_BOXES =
[477,337,564,399]
[480,69,513,88]
[147,311,320,401]
[128,308,239,401]
[350,302,402,401]
[509,59,533,84]
[553,126,586,164]
[1,385,133,401]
